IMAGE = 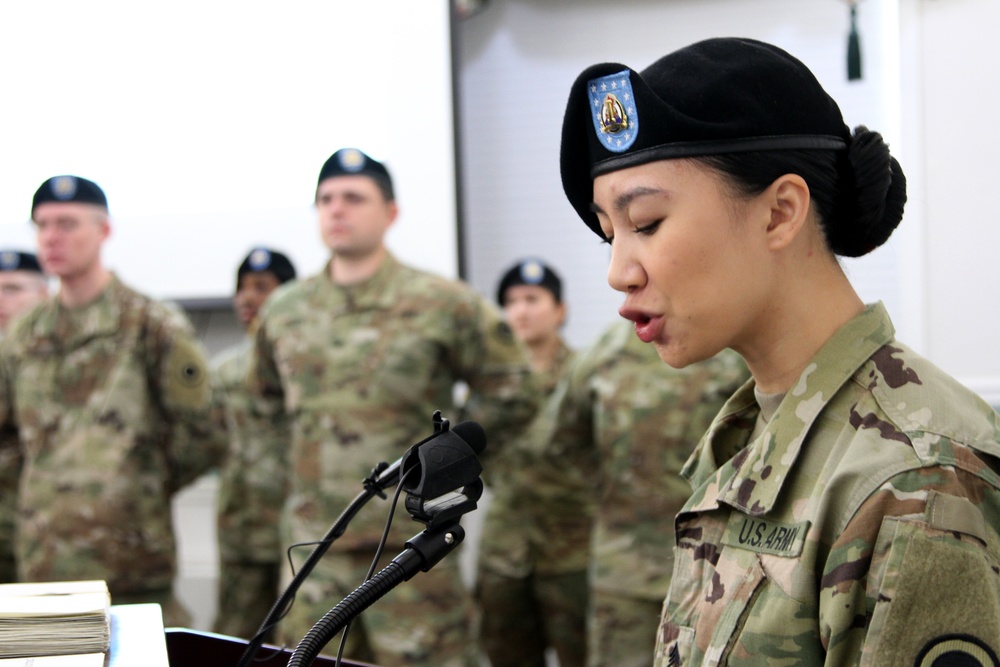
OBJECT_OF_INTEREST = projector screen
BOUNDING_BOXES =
[0,1,459,301]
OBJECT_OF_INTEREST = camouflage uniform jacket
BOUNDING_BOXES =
[214,337,286,563]
[656,303,1000,666]
[537,320,748,594]
[0,274,226,594]
[248,254,537,553]
[478,339,575,577]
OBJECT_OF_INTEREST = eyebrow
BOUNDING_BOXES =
[590,186,670,215]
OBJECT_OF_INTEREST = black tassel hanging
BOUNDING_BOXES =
[847,2,862,81]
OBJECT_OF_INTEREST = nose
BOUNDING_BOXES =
[606,241,645,294]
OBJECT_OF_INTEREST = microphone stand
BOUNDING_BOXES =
[284,521,466,667]
[283,419,486,666]
[234,413,453,667]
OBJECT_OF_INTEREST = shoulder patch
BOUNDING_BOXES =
[163,337,210,408]
[495,320,514,343]
[915,634,999,667]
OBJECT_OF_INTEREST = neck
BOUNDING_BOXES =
[527,334,563,374]
[57,266,112,309]
[737,258,864,395]
[329,247,387,286]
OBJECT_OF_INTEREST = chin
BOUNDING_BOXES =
[654,341,705,370]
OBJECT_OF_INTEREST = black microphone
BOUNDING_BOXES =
[369,420,487,492]
[401,420,487,527]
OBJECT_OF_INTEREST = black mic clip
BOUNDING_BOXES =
[400,422,484,529]
[363,411,452,499]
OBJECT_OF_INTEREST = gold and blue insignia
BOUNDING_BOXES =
[248,248,272,271]
[0,252,17,270]
[519,260,545,284]
[588,70,638,153]
[50,175,78,200]
[337,148,366,172]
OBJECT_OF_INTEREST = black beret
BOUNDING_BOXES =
[496,258,563,306]
[32,175,108,214]
[560,37,850,238]
[317,148,394,201]
[0,250,43,274]
[237,247,297,288]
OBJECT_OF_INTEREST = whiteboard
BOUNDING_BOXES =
[0,0,458,301]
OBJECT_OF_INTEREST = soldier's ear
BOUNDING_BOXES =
[763,174,810,252]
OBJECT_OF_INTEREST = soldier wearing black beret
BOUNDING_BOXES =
[233,247,297,327]
[0,251,48,332]
[0,175,227,624]
[242,148,538,666]
[0,249,48,585]
[477,258,582,667]
[560,37,1000,666]
[213,246,296,640]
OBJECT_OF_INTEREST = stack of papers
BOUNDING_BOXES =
[0,581,110,660]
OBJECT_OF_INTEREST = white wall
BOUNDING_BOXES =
[0,0,459,299]
[898,0,1000,403]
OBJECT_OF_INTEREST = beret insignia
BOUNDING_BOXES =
[589,70,638,153]
[51,175,78,200]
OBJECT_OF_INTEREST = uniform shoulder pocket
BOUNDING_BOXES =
[863,513,1000,666]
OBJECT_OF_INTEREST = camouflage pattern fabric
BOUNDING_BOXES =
[213,560,280,640]
[0,274,227,617]
[0,333,21,583]
[212,337,284,638]
[0,427,19,582]
[246,254,538,666]
[656,302,1000,666]
[476,340,588,667]
[533,319,749,667]
[278,548,479,666]
[588,590,663,667]
[476,568,589,667]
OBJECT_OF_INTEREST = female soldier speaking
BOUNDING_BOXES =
[559,37,1000,666]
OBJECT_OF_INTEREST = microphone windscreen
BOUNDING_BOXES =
[452,421,487,455]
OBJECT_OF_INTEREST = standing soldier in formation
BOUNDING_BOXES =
[560,36,1000,664]
[476,258,588,667]
[246,149,538,666]
[0,251,49,334]
[212,247,296,639]
[0,175,227,625]
[531,319,748,666]
[0,250,49,583]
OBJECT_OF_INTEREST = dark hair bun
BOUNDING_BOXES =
[828,125,907,257]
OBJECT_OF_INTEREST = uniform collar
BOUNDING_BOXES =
[31,273,125,347]
[323,252,401,311]
[685,302,896,516]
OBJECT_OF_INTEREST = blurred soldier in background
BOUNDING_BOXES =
[0,251,48,334]
[247,149,538,666]
[0,175,227,625]
[476,258,588,667]
[212,247,296,638]
[0,250,48,583]
[532,319,748,666]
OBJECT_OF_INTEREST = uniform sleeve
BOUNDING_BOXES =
[148,310,229,490]
[452,296,539,462]
[218,340,288,564]
[0,338,16,431]
[821,464,1000,665]
[521,361,598,568]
